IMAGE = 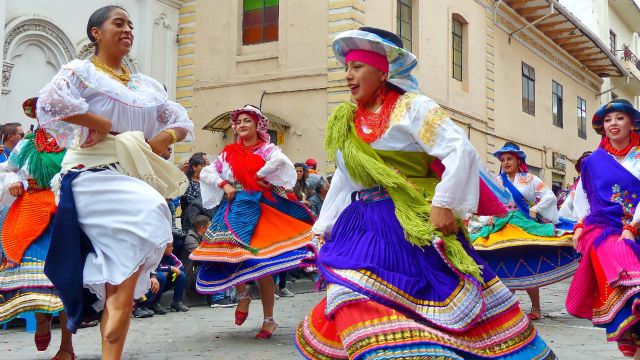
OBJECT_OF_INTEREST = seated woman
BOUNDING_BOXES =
[468,142,578,321]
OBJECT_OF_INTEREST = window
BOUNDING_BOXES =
[242,0,279,45]
[552,81,563,128]
[396,0,412,51]
[610,30,617,52]
[522,62,535,115]
[452,18,463,82]
[528,165,541,177]
[577,96,587,139]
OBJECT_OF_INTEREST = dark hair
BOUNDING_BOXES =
[1,122,22,141]
[87,6,128,54]
[293,163,310,200]
[575,151,592,173]
[185,153,207,180]
[193,215,211,231]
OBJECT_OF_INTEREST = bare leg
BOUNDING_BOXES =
[526,288,542,319]
[257,276,276,333]
[101,267,142,360]
[53,311,74,360]
[235,283,250,313]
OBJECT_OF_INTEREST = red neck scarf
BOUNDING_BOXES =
[223,140,269,194]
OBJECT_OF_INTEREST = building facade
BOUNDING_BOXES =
[0,0,184,158]
[561,0,640,107]
[186,0,624,190]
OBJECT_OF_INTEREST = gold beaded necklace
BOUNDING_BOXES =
[90,56,131,86]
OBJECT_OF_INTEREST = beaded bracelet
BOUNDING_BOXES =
[623,224,639,237]
[573,222,584,231]
[218,180,229,189]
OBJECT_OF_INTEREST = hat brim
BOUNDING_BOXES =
[493,149,527,162]
[230,107,268,124]
[22,97,38,119]
[332,30,419,93]
[592,102,640,135]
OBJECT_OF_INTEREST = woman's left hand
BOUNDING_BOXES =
[529,209,537,219]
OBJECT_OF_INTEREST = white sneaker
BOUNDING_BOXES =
[277,288,295,297]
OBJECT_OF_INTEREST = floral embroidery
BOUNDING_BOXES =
[517,173,534,185]
[389,92,418,127]
[418,106,449,146]
[611,184,638,225]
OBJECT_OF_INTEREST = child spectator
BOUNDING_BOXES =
[181,215,210,281]
[142,241,190,314]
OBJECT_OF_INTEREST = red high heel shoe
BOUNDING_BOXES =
[618,339,638,357]
[234,291,251,326]
[34,314,52,351]
[255,317,278,340]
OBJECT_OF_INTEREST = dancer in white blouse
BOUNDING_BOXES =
[36,6,192,359]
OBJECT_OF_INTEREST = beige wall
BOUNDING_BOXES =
[190,0,329,172]
[492,26,601,184]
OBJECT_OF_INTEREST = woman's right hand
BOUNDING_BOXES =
[8,182,24,197]
[223,183,237,201]
[81,129,108,148]
[573,228,583,250]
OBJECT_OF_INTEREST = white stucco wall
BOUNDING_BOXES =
[1,0,180,129]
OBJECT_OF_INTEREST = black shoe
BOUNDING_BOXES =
[140,305,155,317]
[209,297,237,308]
[151,303,168,315]
[133,307,153,318]
[170,301,190,312]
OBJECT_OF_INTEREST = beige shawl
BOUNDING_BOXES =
[57,131,187,199]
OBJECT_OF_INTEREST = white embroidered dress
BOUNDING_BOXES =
[36,59,194,312]
[500,173,560,224]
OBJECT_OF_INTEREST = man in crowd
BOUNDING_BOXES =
[0,123,24,163]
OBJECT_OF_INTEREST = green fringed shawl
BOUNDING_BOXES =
[16,133,67,188]
[326,101,482,281]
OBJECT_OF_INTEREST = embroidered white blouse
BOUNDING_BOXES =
[313,93,482,237]
[199,142,297,209]
[499,172,560,224]
[573,147,640,223]
[36,59,193,149]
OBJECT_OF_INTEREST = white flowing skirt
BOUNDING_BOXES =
[71,169,171,312]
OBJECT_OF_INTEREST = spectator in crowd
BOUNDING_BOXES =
[181,215,210,282]
[142,241,190,315]
[132,273,160,318]
[293,162,312,207]
[181,195,216,233]
[0,122,24,163]
[305,158,319,175]
[309,177,329,217]
[180,152,208,224]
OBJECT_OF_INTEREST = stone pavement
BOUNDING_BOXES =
[0,279,622,359]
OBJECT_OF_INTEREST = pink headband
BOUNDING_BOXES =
[345,49,389,73]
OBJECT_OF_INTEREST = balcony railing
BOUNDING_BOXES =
[617,45,640,73]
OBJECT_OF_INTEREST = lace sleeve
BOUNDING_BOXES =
[36,68,90,149]
[158,101,194,141]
